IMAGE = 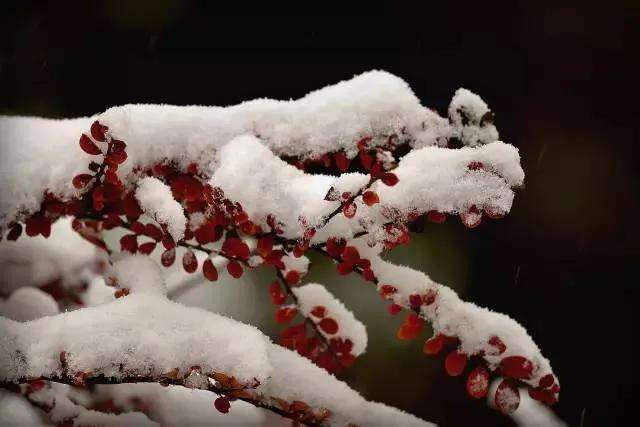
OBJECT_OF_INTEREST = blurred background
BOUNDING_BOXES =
[1,1,637,425]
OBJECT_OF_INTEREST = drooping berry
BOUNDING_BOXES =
[326,237,346,257]
[494,379,520,414]
[276,306,297,324]
[528,388,558,406]
[227,260,243,278]
[488,336,507,355]
[161,248,176,267]
[138,242,156,255]
[343,203,357,218]
[120,234,138,253]
[90,121,108,142]
[445,350,468,376]
[423,334,444,355]
[285,270,301,285]
[388,303,402,315]
[538,373,555,389]
[214,396,231,414]
[311,306,327,318]
[72,174,93,189]
[334,151,350,172]
[203,259,218,281]
[183,250,198,273]
[466,366,490,398]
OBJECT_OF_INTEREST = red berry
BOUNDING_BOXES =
[72,174,93,189]
[381,172,399,186]
[145,224,164,241]
[319,317,339,334]
[276,306,297,324]
[538,373,555,389]
[311,306,327,318]
[488,336,507,355]
[426,210,446,223]
[499,356,534,380]
[342,203,357,218]
[138,242,156,255]
[342,246,360,263]
[468,161,484,170]
[445,350,468,376]
[90,121,108,142]
[466,366,490,399]
[336,262,353,275]
[362,267,376,282]
[79,134,102,155]
[528,388,558,406]
[214,396,230,414]
[379,284,397,299]
[409,294,422,308]
[6,223,22,241]
[326,237,346,257]
[161,248,176,267]
[257,236,274,258]
[25,215,51,238]
[423,289,437,306]
[334,151,350,172]
[423,335,444,355]
[495,379,520,414]
[362,191,380,206]
[222,237,250,260]
[183,250,198,273]
[285,270,301,285]
[203,259,218,281]
[269,281,287,305]
[227,260,243,278]
[388,303,402,315]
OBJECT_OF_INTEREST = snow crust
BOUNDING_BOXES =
[110,254,167,296]
[0,287,59,322]
[0,70,496,228]
[292,283,367,356]
[136,177,186,242]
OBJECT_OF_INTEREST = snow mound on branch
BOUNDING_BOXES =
[0,70,497,228]
[449,88,499,147]
[0,294,272,384]
[0,294,431,426]
[99,383,271,426]
[0,390,48,426]
[374,141,524,217]
[110,254,167,296]
[292,283,367,356]
[136,177,186,242]
[261,346,432,426]
[0,217,98,295]
[1,287,59,322]
[351,238,556,389]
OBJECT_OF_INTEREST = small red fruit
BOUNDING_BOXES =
[227,260,243,278]
[362,191,380,206]
[423,335,444,355]
[161,248,176,267]
[319,317,339,334]
[276,306,297,324]
[466,366,490,398]
[445,350,468,376]
[203,259,218,281]
[72,174,93,189]
[494,379,520,414]
[214,396,230,414]
[79,134,102,155]
[182,249,198,273]
[311,306,327,318]
[499,356,534,380]
[342,203,357,218]
[381,172,399,186]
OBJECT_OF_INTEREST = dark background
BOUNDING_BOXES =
[1,1,637,426]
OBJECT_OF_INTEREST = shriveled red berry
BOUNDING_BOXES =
[499,356,534,379]
[203,259,218,281]
[183,250,198,273]
[466,366,490,399]
[311,306,327,318]
[319,317,339,334]
[445,350,468,376]
[72,174,93,189]
[362,191,380,206]
[79,134,102,155]
[488,336,507,355]
[423,289,437,305]
[214,396,230,414]
[409,294,422,308]
[379,284,397,299]
[227,260,243,278]
[276,306,297,324]
[423,334,444,355]
[342,203,357,218]
[7,223,22,241]
[25,215,51,238]
[426,210,447,223]
[468,161,484,170]
[381,172,399,186]
[161,248,176,267]
[495,379,520,414]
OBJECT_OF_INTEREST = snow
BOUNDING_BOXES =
[0,70,498,229]
[97,383,273,426]
[135,177,186,242]
[0,293,431,426]
[510,388,567,427]
[1,287,59,322]
[0,294,272,384]
[0,217,98,296]
[109,254,167,295]
[292,283,367,356]
[0,390,48,426]
[448,88,499,147]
